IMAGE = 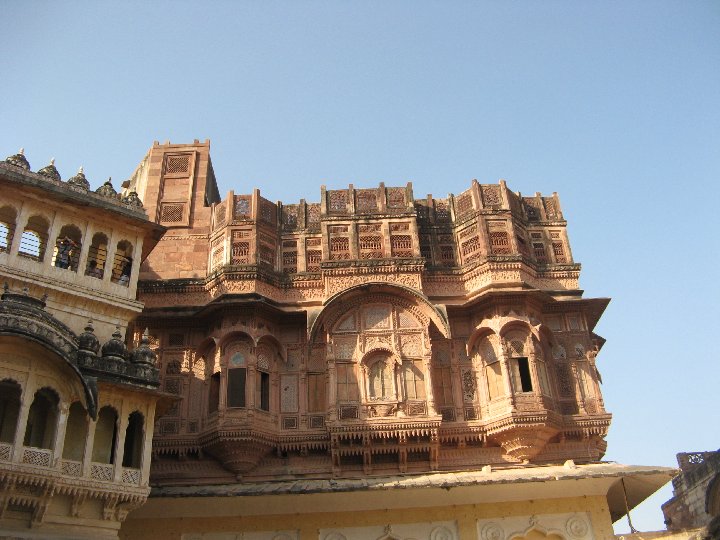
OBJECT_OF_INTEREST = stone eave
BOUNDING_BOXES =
[137,462,674,522]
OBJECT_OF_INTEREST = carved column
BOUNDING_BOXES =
[498,341,516,409]
[51,402,70,467]
[422,354,437,415]
[11,383,33,463]
[326,359,337,421]
[82,416,98,477]
[44,209,61,267]
[570,362,587,414]
[8,200,30,257]
[113,412,129,482]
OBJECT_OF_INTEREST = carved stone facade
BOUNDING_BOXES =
[662,450,720,532]
[0,156,168,539]
[1,143,674,539]
[126,142,610,485]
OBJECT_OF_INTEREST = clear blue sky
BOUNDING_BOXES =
[2,1,718,533]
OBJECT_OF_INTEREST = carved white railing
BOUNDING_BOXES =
[21,446,52,467]
[61,459,82,476]
[0,442,11,461]
[90,462,114,481]
[121,467,141,485]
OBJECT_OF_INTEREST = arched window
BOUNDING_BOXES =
[52,224,82,271]
[92,406,118,464]
[18,215,49,261]
[478,336,504,400]
[122,412,144,469]
[23,387,59,449]
[226,352,246,408]
[367,354,395,401]
[62,402,88,461]
[111,239,134,286]
[0,206,17,253]
[0,379,21,443]
[85,232,108,278]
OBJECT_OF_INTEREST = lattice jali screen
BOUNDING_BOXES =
[435,200,451,221]
[339,405,358,419]
[282,416,298,430]
[259,197,277,225]
[62,460,82,476]
[0,442,11,461]
[211,245,225,270]
[309,415,325,428]
[282,250,297,273]
[164,154,190,175]
[455,191,474,219]
[91,463,114,481]
[439,244,456,266]
[214,202,226,228]
[481,185,501,207]
[461,235,481,263]
[552,241,567,263]
[160,202,185,223]
[330,237,350,260]
[489,231,511,254]
[328,190,348,213]
[387,188,406,209]
[533,242,548,263]
[122,468,141,484]
[234,196,251,219]
[22,447,51,467]
[359,235,383,259]
[391,235,413,257]
[306,249,322,271]
[232,241,250,265]
[356,190,377,212]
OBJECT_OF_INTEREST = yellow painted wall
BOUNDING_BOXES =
[121,495,615,539]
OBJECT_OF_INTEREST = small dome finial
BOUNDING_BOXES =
[19,148,24,155]
[50,158,55,165]
[78,166,83,174]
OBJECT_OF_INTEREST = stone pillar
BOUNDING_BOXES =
[51,402,70,467]
[114,411,129,482]
[498,343,516,409]
[8,201,31,257]
[45,209,62,267]
[11,380,34,463]
[82,416,98,477]
[76,221,93,275]
[141,402,156,486]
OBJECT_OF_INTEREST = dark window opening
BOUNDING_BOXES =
[209,372,220,413]
[517,357,533,392]
[259,371,270,411]
[122,412,144,468]
[24,388,59,449]
[0,380,21,443]
[227,368,246,408]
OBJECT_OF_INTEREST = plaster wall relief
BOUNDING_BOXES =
[477,513,594,540]
[320,521,457,540]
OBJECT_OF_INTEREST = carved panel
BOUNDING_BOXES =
[365,305,391,329]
